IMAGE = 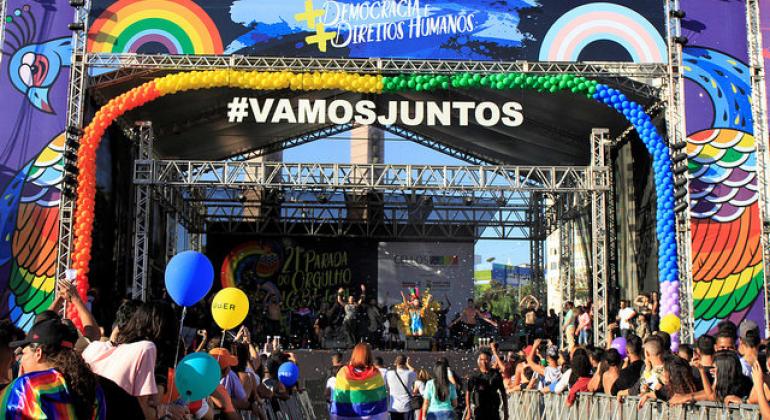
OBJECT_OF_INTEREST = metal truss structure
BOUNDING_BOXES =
[136,161,608,192]
[591,129,611,346]
[56,1,90,297]
[666,0,696,344]
[747,0,770,337]
[529,192,546,304]
[131,123,153,300]
[86,54,665,99]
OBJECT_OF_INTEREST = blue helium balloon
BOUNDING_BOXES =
[175,352,221,402]
[165,251,214,307]
[278,362,300,387]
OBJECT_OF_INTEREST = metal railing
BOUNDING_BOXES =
[237,391,316,420]
[506,390,761,420]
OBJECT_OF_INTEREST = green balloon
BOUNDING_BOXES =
[407,80,415,88]
[441,81,449,89]
[496,81,505,89]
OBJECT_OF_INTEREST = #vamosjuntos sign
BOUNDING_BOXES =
[226,97,524,127]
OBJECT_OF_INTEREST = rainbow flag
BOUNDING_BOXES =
[330,365,388,420]
[0,368,106,419]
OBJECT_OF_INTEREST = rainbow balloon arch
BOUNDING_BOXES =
[68,70,683,346]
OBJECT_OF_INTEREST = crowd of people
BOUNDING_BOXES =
[0,280,307,419]
[4,277,770,420]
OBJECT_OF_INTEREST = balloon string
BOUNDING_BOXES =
[174,307,187,370]
[221,329,226,348]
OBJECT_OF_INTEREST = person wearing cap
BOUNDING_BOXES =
[526,339,562,392]
[1,319,106,419]
[210,347,255,413]
[738,319,760,377]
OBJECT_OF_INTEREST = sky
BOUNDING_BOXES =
[282,131,531,269]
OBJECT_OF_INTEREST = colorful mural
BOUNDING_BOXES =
[87,0,666,62]
[681,0,766,336]
[0,2,71,331]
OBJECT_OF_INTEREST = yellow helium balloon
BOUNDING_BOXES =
[659,313,681,334]
[211,287,249,330]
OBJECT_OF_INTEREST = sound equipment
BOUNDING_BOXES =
[405,337,432,351]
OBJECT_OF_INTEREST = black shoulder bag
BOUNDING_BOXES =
[393,370,423,410]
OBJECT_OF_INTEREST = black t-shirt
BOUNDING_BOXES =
[469,370,505,411]
[691,365,714,391]
[610,359,644,396]
[718,374,753,400]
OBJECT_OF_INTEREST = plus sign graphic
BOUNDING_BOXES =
[294,0,336,52]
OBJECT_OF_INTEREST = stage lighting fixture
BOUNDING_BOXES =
[670,140,687,150]
[237,192,247,203]
[63,174,78,186]
[674,188,688,200]
[673,164,688,176]
[66,125,84,136]
[671,152,687,164]
[464,196,474,206]
[496,196,507,207]
[64,163,79,175]
[672,36,689,45]
[69,0,85,6]
[68,22,85,31]
[674,201,689,213]
[318,193,329,204]
[674,177,688,188]
[276,191,285,201]
[670,10,686,19]
[64,150,78,163]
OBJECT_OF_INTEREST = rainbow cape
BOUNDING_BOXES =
[330,365,388,420]
[0,368,106,419]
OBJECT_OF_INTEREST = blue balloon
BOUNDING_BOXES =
[165,251,214,307]
[278,362,300,387]
[175,352,221,402]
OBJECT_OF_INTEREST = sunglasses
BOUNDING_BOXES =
[13,343,40,357]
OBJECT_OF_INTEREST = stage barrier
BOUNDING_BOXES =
[237,391,317,420]
[506,390,761,420]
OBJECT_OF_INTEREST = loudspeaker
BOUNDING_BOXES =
[405,337,432,351]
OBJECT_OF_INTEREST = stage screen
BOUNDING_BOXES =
[87,0,666,63]
[209,236,378,312]
[377,241,473,320]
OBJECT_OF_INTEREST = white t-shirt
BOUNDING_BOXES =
[325,376,336,410]
[618,307,636,330]
[82,340,157,396]
[386,368,416,413]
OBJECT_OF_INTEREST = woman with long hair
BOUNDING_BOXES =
[1,319,106,419]
[566,348,592,406]
[669,350,753,406]
[637,355,699,409]
[422,360,457,420]
[82,300,182,419]
[330,343,388,419]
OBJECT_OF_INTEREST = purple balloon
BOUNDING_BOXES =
[611,337,628,358]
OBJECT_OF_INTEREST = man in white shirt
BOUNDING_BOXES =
[617,300,636,339]
[385,354,416,420]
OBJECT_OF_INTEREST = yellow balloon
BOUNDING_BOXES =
[211,287,249,330]
[659,314,681,334]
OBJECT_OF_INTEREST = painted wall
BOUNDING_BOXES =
[0,2,73,330]
[681,0,766,336]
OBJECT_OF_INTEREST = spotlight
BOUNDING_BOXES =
[672,36,689,45]
[66,125,84,136]
[63,174,78,186]
[674,201,689,213]
[674,177,688,188]
[671,152,688,164]
[670,10,686,19]
[673,164,688,176]
[674,188,688,200]
[69,0,85,6]
[237,192,247,203]
[318,193,329,204]
[64,150,78,163]
[496,196,507,207]
[68,22,85,31]
[276,191,285,201]
[64,163,79,175]
[670,140,687,150]
[464,196,474,206]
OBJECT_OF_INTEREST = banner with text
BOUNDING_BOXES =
[87,0,666,63]
[377,241,473,320]
[213,237,378,312]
